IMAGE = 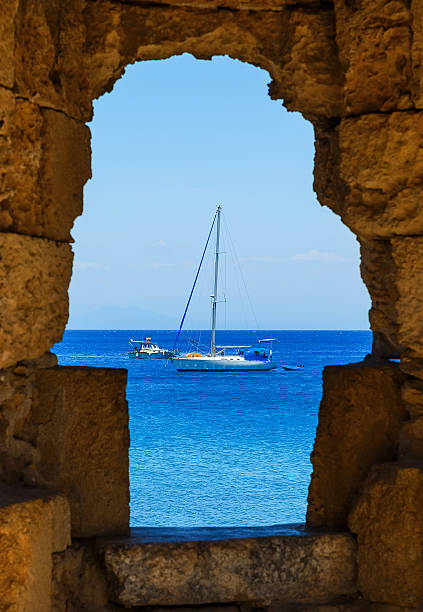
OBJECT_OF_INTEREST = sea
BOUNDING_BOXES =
[54,329,371,528]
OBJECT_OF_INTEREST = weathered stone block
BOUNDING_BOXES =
[98,526,357,607]
[0,1,18,88]
[6,0,343,121]
[307,362,407,529]
[0,233,73,369]
[351,239,423,360]
[22,366,130,538]
[0,94,91,240]
[399,417,423,459]
[359,240,401,358]
[0,363,35,483]
[265,605,418,612]
[52,541,109,612]
[333,0,413,114]
[348,462,423,607]
[83,2,342,120]
[107,0,318,8]
[314,112,423,239]
[411,0,423,109]
[362,238,423,359]
[271,5,343,118]
[12,0,92,120]
[399,354,423,380]
[401,379,423,416]
[390,237,423,356]
[0,353,59,485]
[0,483,71,612]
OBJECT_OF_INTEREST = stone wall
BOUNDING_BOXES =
[3,0,423,609]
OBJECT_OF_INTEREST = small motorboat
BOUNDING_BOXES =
[282,365,304,371]
[128,337,177,359]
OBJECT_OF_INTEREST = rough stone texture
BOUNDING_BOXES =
[10,0,423,122]
[359,237,423,359]
[399,417,423,459]
[4,0,345,122]
[0,91,91,240]
[333,0,413,115]
[0,233,73,369]
[389,237,423,356]
[412,0,423,109]
[399,354,423,380]
[52,541,109,611]
[99,528,357,607]
[95,0,321,9]
[0,352,57,486]
[348,462,423,607]
[314,112,423,240]
[0,1,18,89]
[0,361,36,485]
[359,241,401,359]
[307,361,407,529]
[0,483,71,612]
[19,366,130,538]
[0,363,129,539]
[83,2,343,121]
[266,605,421,612]
[401,379,423,416]
[12,0,88,120]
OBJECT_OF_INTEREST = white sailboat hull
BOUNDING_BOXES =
[171,356,276,371]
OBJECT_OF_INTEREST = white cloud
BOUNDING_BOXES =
[153,239,168,248]
[290,249,351,263]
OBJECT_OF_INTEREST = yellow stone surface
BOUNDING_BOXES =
[23,366,130,538]
[334,0,413,114]
[0,92,91,240]
[401,379,423,416]
[0,484,70,612]
[349,463,423,607]
[307,362,407,528]
[315,112,423,239]
[0,233,73,369]
[0,1,18,88]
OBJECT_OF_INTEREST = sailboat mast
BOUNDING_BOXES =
[211,205,222,356]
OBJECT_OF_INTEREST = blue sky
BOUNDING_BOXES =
[68,54,370,330]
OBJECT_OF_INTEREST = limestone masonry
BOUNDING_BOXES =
[2,0,423,610]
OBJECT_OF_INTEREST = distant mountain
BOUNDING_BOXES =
[67,305,178,330]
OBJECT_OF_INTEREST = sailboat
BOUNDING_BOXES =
[171,206,277,372]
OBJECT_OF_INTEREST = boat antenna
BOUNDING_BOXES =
[171,209,218,352]
[211,205,222,357]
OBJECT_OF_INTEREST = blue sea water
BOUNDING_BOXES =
[54,329,371,527]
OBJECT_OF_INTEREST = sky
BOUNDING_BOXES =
[67,54,370,330]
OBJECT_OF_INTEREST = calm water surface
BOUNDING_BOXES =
[54,330,371,527]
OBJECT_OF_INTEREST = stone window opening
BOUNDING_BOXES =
[60,53,369,531]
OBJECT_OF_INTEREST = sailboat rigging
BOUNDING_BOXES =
[171,206,276,372]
